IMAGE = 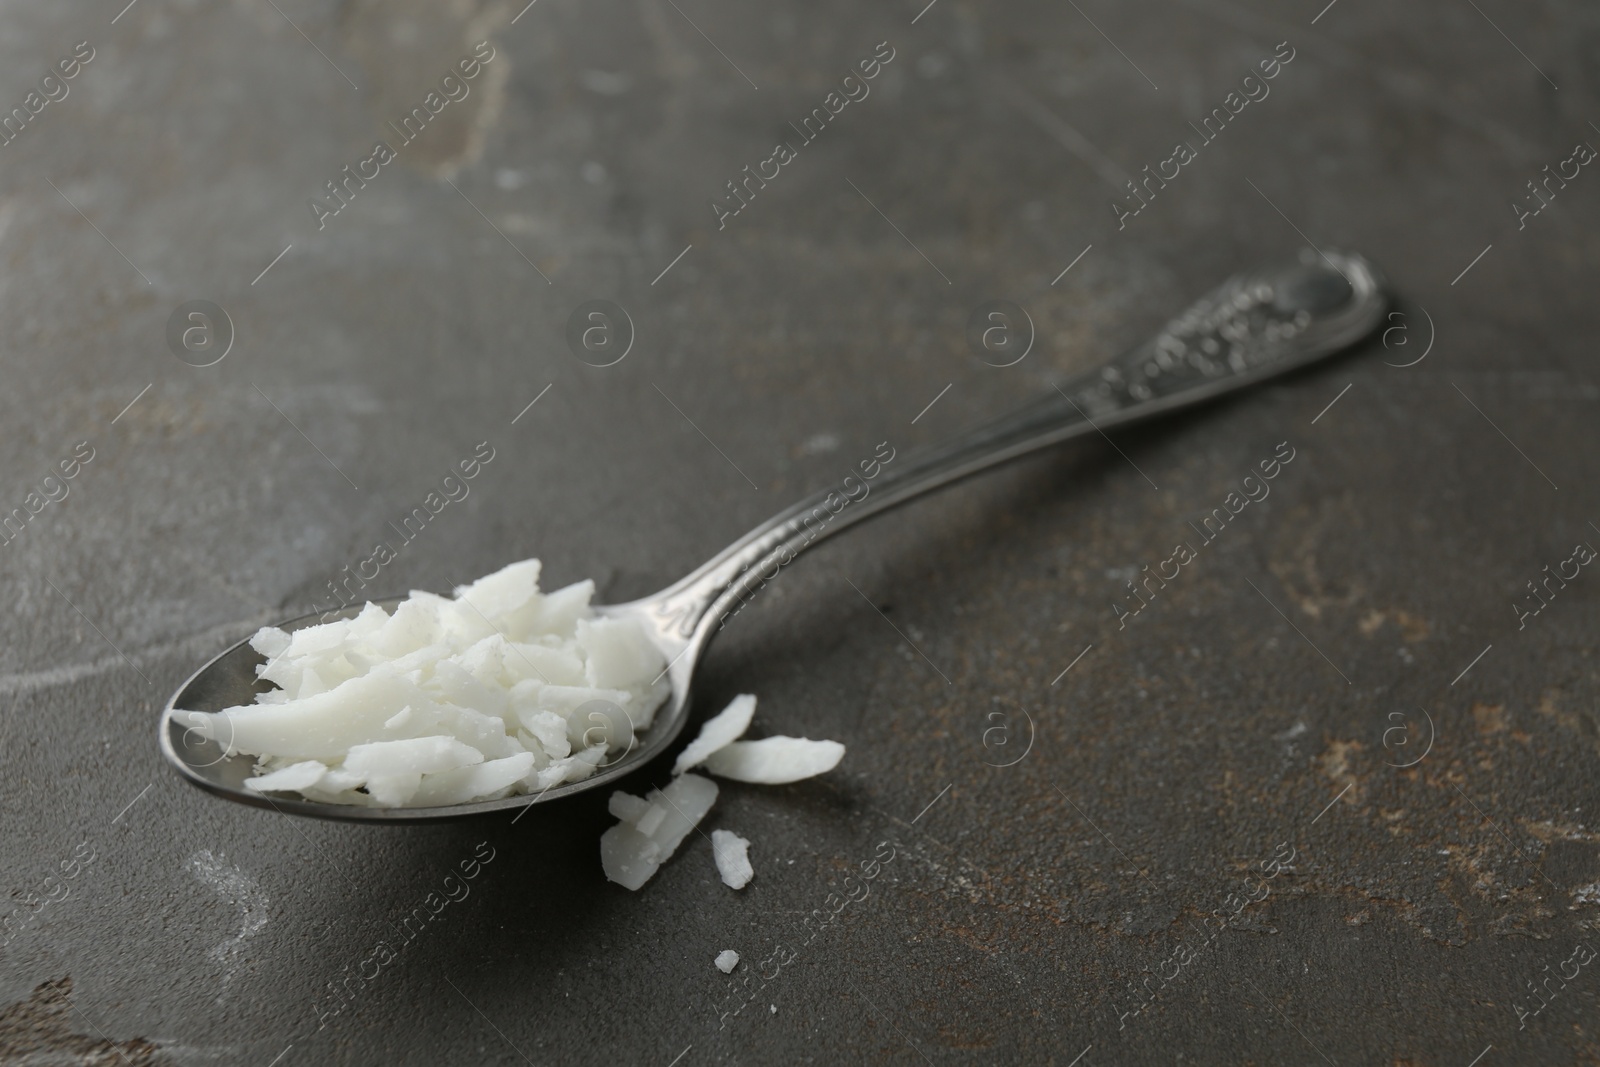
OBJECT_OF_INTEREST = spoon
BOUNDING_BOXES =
[161,249,1387,821]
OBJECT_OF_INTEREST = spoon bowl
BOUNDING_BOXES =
[160,249,1387,821]
[160,597,701,822]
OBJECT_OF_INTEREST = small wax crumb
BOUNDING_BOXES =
[715,949,740,974]
[770,1005,776,1014]
[711,829,754,889]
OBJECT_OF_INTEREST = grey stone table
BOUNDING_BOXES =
[2,0,1598,1063]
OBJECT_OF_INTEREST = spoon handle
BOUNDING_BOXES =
[640,249,1386,646]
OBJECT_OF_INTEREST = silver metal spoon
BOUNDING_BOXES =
[160,249,1386,822]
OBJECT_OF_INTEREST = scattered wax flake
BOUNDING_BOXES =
[608,792,650,823]
[600,773,718,890]
[673,693,757,775]
[636,805,667,836]
[711,829,753,889]
[715,950,740,974]
[701,737,845,784]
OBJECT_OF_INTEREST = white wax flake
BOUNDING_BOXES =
[519,708,571,761]
[702,737,845,784]
[179,558,671,808]
[365,773,422,807]
[670,692,845,786]
[242,759,327,794]
[711,829,753,889]
[673,694,757,774]
[250,627,290,661]
[635,805,667,837]
[343,736,483,778]
[410,752,536,807]
[608,792,651,823]
[715,950,740,974]
[600,774,719,891]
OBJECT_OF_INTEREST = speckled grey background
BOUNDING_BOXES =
[2,0,1598,1063]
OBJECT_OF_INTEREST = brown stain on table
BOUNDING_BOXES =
[0,977,169,1066]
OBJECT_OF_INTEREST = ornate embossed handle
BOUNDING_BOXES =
[630,250,1386,653]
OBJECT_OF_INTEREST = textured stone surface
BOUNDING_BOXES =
[2,0,1598,1063]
